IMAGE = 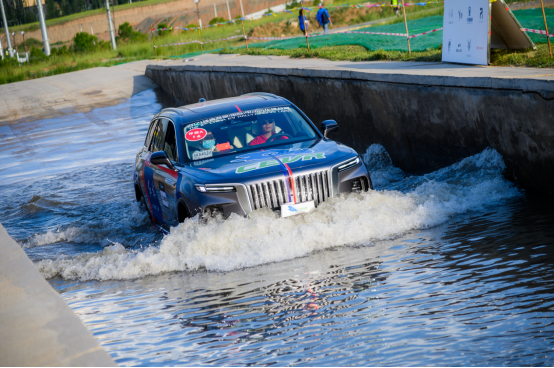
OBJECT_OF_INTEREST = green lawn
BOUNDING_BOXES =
[218,43,554,68]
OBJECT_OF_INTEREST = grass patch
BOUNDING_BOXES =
[219,42,554,68]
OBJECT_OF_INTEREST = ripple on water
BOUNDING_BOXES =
[2,92,553,366]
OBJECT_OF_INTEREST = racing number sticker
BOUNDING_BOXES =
[185,128,207,141]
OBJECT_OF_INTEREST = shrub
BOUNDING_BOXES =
[72,32,98,53]
[156,22,172,37]
[29,46,49,63]
[51,45,71,56]
[118,22,147,42]
[209,17,226,25]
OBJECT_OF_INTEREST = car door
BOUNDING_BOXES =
[142,119,165,225]
[153,118,179,227]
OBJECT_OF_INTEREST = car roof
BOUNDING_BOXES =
[158,93,291,126]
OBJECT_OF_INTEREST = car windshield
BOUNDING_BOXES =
[182,106,318,162]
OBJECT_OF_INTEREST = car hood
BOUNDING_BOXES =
[182,139,355,182]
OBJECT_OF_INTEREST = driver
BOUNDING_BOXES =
[249,117,289,146]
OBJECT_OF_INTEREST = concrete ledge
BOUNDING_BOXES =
[0,224,116,366]
[146,54,554,195]
[145,58,554,93]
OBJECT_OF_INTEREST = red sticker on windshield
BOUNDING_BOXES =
[186,128,207,141]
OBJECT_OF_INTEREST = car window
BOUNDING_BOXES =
[163,121,178,162]
[182,106,318,162]
[149,118,169,153]
[144,119,157,148]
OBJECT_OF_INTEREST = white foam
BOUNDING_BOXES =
[24,202,149,248]
[36,146,522,281]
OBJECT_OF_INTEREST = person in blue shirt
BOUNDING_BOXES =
[298,9,308,35]
[316,3,332,34]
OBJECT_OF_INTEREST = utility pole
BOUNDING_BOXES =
[213,2,217,18]
[239,0,247,50]
[11,32,17,57]
[21,31,27,53]
[0,32,3,59]
[0,0,13,57]
[194,0,203,54]
[239,0,244,19]
[106,0,116,49]
[226,0,231,21]
[36,0,50,55]
[90,22,93,34]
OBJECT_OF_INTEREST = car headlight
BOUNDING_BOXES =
[195,185,236,193]
[337,157,361,172]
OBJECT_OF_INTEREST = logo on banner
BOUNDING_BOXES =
[458,9,463,20]
[467,6,473,23]
[476,45,484,50]
[456,43,462,53]
[467,39,472,52]
[448,8,454,24]
[448,39,452,53]
[480,7,483,19]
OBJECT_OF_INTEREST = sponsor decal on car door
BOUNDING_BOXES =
[143,160,164,224]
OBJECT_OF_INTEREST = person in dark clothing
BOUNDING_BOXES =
[316,3,332,34]
[298,9,308,35]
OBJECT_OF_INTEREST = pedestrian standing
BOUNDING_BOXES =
[317,3,331,34]
[391,0,400,16]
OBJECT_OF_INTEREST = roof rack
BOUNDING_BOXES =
[160,108,184,116]
[241,92,279,99]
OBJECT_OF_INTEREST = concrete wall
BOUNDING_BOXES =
[146,62,554,195]
[0,224,116,366]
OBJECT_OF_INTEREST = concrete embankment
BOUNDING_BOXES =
[146,54,554,195]
[0,224,116,366]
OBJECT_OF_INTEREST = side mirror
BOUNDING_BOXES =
[150,151,176,171]
[321,120,338,138]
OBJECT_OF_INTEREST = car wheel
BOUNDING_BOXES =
[178,202,190,223]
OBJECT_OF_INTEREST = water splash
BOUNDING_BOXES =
[35,146,522,281]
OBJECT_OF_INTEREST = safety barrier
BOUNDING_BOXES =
[521,27,554,38]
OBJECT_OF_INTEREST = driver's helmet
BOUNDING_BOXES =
[252,114,280,136]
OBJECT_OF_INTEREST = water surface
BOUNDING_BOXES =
[1,89,553,366]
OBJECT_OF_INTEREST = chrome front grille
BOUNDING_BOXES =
[248,179,288,210]
[294,171,330,205]
[248,170,331,211]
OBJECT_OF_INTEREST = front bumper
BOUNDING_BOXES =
[194,156,372,218]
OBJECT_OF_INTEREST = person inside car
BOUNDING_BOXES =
[200,130,233,152]
[249,117,289,146]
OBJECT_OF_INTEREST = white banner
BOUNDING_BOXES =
[442,0,490,65]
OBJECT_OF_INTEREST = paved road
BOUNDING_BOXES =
[0,59,161,125]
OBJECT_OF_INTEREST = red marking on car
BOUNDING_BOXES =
[283,162,297,204]
[185,128,207,141]
[156,164,178,179]
[235,105,242,112]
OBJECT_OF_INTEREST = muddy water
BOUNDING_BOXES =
[1,89,553,366]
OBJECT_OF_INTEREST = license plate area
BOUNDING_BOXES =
[281,201,315,218]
